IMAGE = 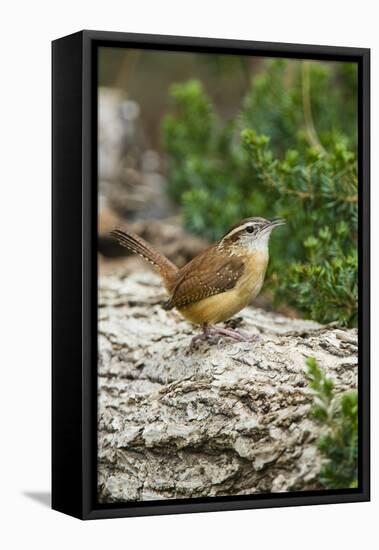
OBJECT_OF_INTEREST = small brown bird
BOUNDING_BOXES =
[111,217,285,344]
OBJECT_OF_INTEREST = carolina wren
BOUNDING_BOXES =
[111,217,285,344]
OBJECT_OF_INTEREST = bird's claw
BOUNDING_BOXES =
[190,325,260,347]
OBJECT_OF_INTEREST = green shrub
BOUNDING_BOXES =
[306,357,358,489]
[162,60,358,326]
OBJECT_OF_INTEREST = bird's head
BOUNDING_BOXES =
[219,217,286,253]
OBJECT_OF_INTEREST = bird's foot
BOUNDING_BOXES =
[210,326,260,342]
[190,325,259,347]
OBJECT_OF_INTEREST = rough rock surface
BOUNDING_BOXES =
[98,271,358,503]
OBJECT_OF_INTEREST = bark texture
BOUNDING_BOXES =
[98,271,358,502]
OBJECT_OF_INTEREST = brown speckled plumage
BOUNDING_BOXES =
[163,248,245,310]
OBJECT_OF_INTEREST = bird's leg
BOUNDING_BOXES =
[190,324,215,347]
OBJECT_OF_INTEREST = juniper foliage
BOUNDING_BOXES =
[306,357,358,489]
[162,59,358,326]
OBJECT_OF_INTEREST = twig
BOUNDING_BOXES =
[301,61,327,156]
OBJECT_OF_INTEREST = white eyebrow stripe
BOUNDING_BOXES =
[223,222,256,239]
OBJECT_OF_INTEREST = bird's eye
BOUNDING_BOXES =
[246,226,254,233]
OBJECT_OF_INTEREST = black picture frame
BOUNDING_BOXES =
[52,30,370,520]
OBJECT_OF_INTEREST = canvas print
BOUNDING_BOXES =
[97,47,358,503]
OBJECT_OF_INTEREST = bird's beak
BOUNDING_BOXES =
[269,217,286,229]
[258,218,285,236]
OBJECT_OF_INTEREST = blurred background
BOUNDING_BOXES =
[98,47,358,327]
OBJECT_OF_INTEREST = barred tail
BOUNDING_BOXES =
[110,227,178,287]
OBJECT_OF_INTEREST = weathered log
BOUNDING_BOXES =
[98,271,358,502]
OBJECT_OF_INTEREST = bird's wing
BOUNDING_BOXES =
[164,249,245,310]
